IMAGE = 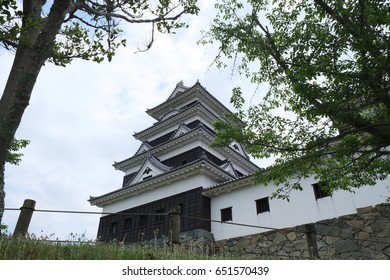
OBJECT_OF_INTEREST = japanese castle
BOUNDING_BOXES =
[89,81,389,243]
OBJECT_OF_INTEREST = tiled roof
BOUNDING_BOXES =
[202,173,255,197]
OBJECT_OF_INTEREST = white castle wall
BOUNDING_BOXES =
[210,177,390,241]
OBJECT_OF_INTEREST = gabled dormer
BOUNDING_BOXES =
[219,159,238,178]
[230,141,249,159]
[125,154,171,187]
[171,123,191,139]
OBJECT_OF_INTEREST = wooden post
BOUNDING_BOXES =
[168,204,181,245]
[305,223,319,259]
[13,199,36,237]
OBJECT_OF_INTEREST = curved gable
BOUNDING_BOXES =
[128,154,171,186]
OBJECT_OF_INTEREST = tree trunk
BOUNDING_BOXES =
[0,163,5,229]
[0,0,71,226]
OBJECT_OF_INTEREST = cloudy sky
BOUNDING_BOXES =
[0,1,266,240]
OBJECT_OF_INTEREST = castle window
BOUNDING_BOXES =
[313,182,331,200]
[256,197,270,214]
[220,207,232,222]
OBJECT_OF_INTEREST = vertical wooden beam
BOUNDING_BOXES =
[13,199,36,237]
[168,204,181,244]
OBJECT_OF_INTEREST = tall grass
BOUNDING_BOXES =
[0,234,233,260]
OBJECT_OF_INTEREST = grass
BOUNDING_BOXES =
[0,234,236,260]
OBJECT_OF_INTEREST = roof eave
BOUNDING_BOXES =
[203,175,255,197]
[90,159,235,207]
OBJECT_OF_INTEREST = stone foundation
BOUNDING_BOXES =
[214,204,390,259]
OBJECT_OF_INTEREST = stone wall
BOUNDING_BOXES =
[214,203,390,259]
[315,204,390,259]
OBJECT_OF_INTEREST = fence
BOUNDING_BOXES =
[3,199,390,259]
[5,199,182,244]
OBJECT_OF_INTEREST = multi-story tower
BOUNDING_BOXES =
[89,81,259,242]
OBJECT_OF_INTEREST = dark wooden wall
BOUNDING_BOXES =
[97,187,210,243]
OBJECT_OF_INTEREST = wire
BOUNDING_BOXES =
[5,207,390,247]
[4,207,279,231]
[4,207,168,217]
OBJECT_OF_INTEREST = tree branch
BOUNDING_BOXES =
[79,1,186,24]
[313,0,359,37]
[136,22,155,53]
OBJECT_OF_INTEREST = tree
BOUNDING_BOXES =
[202,0,390,199]
[0,0,199,226]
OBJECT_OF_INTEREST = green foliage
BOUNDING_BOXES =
[1,0,200,65]
[5,139,29,166]
[0,223,7,231]
[0,0,22,49]
[205,0,390,198]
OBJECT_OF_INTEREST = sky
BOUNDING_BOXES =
[0,1,267,241]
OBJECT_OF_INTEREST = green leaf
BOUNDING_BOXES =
[5,139,30,166]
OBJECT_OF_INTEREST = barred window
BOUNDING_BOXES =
[220,207,232,222]
[256,197,270,214]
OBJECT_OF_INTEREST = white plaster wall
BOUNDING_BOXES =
[350,179,390,208]
[210,177,390,241]
[102,174,217,214]
[144,123,179,141]
[124,166,140,176]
